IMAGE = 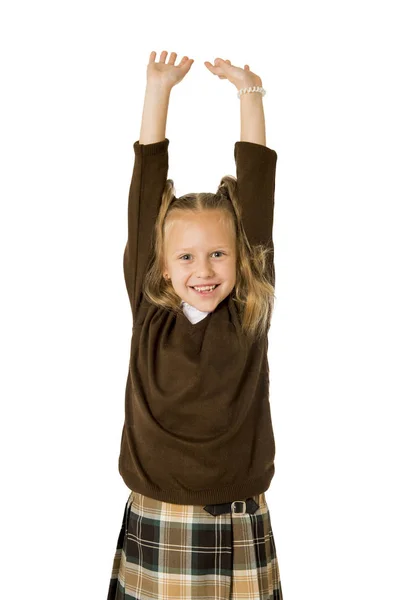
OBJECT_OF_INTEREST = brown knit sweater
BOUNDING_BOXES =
[118,137,278,505]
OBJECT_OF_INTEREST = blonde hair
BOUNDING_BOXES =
[142,175,276,342]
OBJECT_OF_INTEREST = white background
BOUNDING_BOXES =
[1,1,399,598]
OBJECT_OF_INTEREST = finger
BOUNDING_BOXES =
[167,51,177,65]
[214,59,229,78]
[159,50,168,63]
[149,51,156,63]
[207,59,225,72]
[178,55,190,67]
[204,61,227,79]
[182,58,194,70]
[214,58,229,69]
[204,60,218,73]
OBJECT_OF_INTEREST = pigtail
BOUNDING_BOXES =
[217,175,275,340]
[142,179,183,313]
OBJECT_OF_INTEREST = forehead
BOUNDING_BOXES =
[165,209,233,235]
[166,213,233,248]
[164,211,235,255]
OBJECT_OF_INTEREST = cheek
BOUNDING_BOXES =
[226,261,236,276]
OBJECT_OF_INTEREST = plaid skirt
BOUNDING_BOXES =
[107,489,283,600]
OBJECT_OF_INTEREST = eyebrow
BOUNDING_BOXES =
[173,246,231,256]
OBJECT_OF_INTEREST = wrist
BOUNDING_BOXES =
[238,88,265,101]
[146,79,173,95]
[237,77,263,91]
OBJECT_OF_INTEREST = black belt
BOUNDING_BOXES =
[203,497,259,516]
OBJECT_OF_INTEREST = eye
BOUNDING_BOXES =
[179,251,225,260]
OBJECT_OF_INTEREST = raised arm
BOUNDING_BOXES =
[234,141,277,287]
[139,82,171,145]
[124,79,172,320]
[123,51,195,320]
[239,91,266,145]
[235,67,277,254]
[204,57,278,286]
[123,131,170,320]
[204,56,267,146]
[139,50,194,144]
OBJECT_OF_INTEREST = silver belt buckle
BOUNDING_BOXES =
[231,500,246,514]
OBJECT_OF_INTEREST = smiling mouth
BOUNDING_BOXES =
[189,284,220,295]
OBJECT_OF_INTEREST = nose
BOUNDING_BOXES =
[196,259,215,278]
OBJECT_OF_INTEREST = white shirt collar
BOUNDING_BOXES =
[181,300,211,324]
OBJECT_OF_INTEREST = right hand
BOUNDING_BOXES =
[204,57,262,91]
[146,50,195,90]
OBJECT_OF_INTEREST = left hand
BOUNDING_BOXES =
[204,57,262,91]
[146,50,195,90]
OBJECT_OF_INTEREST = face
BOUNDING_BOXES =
[163,209,237,311]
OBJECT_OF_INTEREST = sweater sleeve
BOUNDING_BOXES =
[234,141,278,287]
[123,138,170,318]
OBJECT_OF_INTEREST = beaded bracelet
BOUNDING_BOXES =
[237,85,266,99]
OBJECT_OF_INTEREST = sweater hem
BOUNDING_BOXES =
[119,466,275,505]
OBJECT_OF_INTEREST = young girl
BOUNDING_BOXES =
[107,50,283,600]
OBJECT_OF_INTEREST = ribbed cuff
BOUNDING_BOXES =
[234,141,277,162]
[133,138,170,156]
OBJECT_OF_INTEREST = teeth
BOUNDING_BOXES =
[193,285,217,292]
